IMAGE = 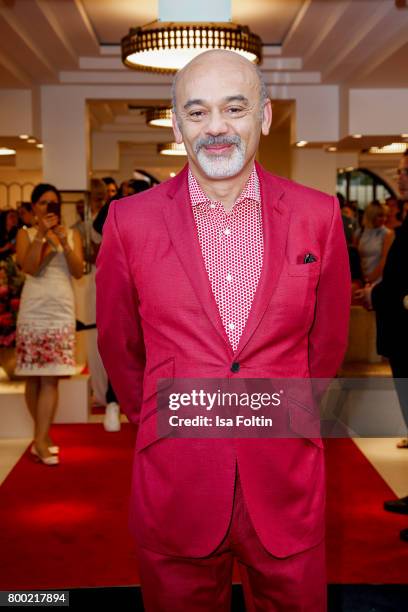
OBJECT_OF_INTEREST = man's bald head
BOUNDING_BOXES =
[171,50,268,123]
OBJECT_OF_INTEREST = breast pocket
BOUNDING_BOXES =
[272,262,321,328]
[287,262,321,277]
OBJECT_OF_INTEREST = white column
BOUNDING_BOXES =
[41,85,89,190]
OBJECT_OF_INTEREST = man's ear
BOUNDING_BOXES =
[172,112,183,144]
[261,99,272,136]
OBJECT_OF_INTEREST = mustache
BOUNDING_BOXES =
[194,135,242,154]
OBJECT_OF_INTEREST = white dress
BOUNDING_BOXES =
[15,227,76,376]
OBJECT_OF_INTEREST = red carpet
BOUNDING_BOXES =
[0,430,407,590]
[325,439,408,584]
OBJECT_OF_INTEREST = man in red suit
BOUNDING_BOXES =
[96,50,350,611]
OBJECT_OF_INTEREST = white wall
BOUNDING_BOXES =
[0,90,33,136]
[349,89,408,135]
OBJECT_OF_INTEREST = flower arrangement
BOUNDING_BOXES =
[0,257,25,348]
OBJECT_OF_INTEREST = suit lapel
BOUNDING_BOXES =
[233,163,290,359]
[162,166,233,354]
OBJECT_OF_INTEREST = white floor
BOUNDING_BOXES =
[354,437,408,497]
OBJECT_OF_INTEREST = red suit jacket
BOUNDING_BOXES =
[96,162,350,559]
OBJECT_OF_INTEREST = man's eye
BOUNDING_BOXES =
[189,111,204,119]
[227,107,244,114]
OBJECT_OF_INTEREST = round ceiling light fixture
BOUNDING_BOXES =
[122,22,262,73]
[158,142,187,156]
[147,108,173,128]
[0,147,16,155]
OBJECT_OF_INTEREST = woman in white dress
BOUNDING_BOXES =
[15,184,84,466]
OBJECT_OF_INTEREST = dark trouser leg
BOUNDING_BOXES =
[105,379,117,404]
[389,355,408,429]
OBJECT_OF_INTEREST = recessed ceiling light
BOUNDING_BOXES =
[327,146,337,152]
[19,134,29,140]
[169,172,176,177]
[369,143,408,154]
[147,108,172,128]
[36,143,44,149]
[158,142,187,156]
[27,138,36,144]
[296,140,308,147]
[352,134,362,139]
[0,147,16,155]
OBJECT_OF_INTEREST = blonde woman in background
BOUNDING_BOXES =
[356,201,394,286]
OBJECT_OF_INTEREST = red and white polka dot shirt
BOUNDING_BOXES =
[189,166,263,351]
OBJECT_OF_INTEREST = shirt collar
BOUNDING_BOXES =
[188,165,261,208]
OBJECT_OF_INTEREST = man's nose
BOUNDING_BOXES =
[205,111,229,135]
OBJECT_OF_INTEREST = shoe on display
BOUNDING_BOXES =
[104,402,121,432]
[384,496,408,515]
[396,438,408,448]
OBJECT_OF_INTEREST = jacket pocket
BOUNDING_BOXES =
[288,397,324,449]
[287,262,321,277]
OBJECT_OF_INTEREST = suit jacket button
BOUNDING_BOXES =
[231,362,240,373]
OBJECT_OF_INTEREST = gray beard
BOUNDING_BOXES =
[193,135,246,179]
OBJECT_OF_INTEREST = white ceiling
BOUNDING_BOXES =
[0,0,407,169]
[82,0,303,45]
[0,0,407,88]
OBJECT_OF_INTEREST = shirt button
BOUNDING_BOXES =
[228,322,235,330]
[231,362,240,373]
[224,228,231,235]
[226,273,232,282]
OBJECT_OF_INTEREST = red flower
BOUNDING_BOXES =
[9,298,20,311]
[0,313,13,326]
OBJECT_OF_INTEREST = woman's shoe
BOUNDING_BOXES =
[30,445,59,466]
[31,443,59,455]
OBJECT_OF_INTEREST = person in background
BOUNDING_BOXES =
[18,202,35,229]
[92,177,153,431]
[385,196,402,231]
[341,202,359,247]
[356,201,394,285]
[74,179,109,409]
[0,210,19,259]
[102,177,118,201]
[15,183,83,466]
[373,151,408,540]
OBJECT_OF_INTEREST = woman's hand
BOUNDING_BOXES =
[51,225,68,247]
[37,213,59,238]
